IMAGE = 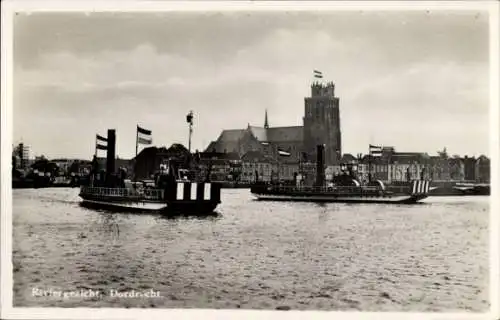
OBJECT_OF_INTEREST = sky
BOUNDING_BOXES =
[12,9,490,159]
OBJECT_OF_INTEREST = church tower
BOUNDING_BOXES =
[303,81,341,165]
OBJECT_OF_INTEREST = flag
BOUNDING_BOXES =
[96,134,107,142]
[137,136,152,145]
[313,70,323,79]
[96,144,107,150]
[369,144,382,155]
[137,125,152,145]
[137,125,152,135]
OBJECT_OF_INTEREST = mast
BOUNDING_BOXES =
[135,125,138,161]
[187,111,194,153]
[368,145,372,183]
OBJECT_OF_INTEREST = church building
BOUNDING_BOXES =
[205,80,342,166]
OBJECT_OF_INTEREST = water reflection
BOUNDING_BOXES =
[79,202,221,221]
[161,211,222,221]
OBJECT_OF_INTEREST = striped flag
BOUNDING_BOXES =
[95,133,107,154]
[313,70,323,79]
[137,136,152,145]
[137,125,152,145]
[369,144,382,155]
[96,144,107,150]
[137,125,151,135]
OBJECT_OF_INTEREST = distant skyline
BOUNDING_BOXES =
[12,9,491,159]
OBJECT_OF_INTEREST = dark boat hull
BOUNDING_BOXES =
[79,198,219,214]
[79,181,221,215]
[251,192,427,204]
[250,180,430,204]
[79,198,167,213]
[80,193,220,213]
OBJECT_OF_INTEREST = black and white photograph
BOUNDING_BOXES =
[1,1,498,319]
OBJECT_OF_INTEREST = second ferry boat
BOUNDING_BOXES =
[251,145,431,204]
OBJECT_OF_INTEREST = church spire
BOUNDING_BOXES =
[264,109,269,129]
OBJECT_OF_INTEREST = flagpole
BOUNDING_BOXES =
[368,145,372,183]
[94,135,97,157]
[188,123,192,153]
[135,126,139,182]
[187,111,193,154]
[135,125,139,159]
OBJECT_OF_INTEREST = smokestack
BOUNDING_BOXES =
[315,144,325,187]
[106,129,116,178]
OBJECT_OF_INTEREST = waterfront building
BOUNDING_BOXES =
[12,143,30,169]
[51,159,71,172]
[197,151,242,182]
[240,151,276,183]
[206,80,342,166]
[475,155,490,183]
[96,157,134,177]
[463,156,476,181]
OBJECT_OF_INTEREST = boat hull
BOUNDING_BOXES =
[79,198,168,212]
[251,192,427,204]
[250,179,430,204]
[78,181,222,215]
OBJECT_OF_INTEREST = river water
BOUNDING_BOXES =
[12,188,489,311]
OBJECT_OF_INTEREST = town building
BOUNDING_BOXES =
[240,151,277,183]
[205,80,342,166]
[197,151,242,182]
[475,155,490,182]
[12,143,30,169]
[96,157,134,176]
[463,156,477,181]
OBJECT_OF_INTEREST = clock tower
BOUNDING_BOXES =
[303,81,342,165]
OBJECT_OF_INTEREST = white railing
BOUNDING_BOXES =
[267,185,375,193]
[81,186,164,200]
[261,185,413,195]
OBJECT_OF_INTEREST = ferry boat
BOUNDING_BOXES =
[79,166,221,214]
[79,128,221,215]
[251,145,431,204]
[251,180,430,204]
